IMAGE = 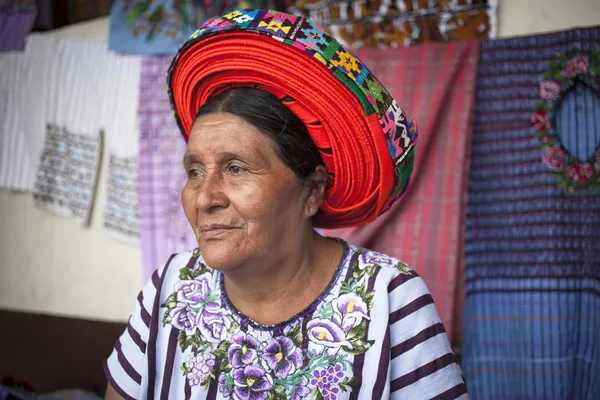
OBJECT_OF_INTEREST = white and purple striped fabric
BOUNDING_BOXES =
[105,244,467,399]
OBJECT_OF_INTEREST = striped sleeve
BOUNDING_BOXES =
[388,272,468,399]
[104,263,167,400]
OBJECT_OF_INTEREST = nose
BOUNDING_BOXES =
[195,170,229,213]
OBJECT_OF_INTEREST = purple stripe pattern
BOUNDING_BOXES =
[104,362,137,400]
[127,317,147,353]
[389,294,434,324]
[160,328,180,399]
[391,353,457,392]
[137,292,151,328]
[116,339,142,384]
[391,323,446,358]
[147,254,176,399]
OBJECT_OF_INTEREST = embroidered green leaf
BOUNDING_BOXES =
[192,248,201,259]
[180,364,188,375]
[317,305,334,319]
[342,339,373,355]
[221,361,233,373]
[352,269,367,283]
[193,262,212,277]
[339,279,356,294]
[267,385,287,400]
[162,310,172,327]
[162,292,178,310]
[395,262,412,275]
[347,321,366,341]
[286,323,303,347]
[212,340,232,361]
[200,374,212,391]
[178,331,194,352]
[313,387,325,400]
[179,267,194,281]
[205,294,219,304]
[338,376,356,391]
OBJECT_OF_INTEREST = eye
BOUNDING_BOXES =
[187,168,201,179]
[227,164,246,175]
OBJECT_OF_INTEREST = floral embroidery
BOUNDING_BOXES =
[532,48,600,191]
[123,0,195,41]
[161,247,401,398]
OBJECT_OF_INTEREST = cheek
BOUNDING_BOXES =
[230,179,300,227]
[181,185,197,223]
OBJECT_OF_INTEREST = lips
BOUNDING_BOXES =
[197,224,240,239]
[198,224,239,232]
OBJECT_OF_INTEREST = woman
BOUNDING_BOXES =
[105,9,467,400]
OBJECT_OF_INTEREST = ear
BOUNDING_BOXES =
[303,165,328,218]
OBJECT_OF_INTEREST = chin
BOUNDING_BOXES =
[197,240,241,271]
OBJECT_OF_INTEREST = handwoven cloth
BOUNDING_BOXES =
[168,9,419,228]
[109,0,197,55]
[138,56,192,281]
[462,27,600,399]
[286,0,497,48]
[0,34,57,192]
[323,40,480,344]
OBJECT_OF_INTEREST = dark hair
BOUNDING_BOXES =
[194,87,323,182]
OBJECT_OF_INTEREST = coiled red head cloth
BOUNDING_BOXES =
[167,9,418,229]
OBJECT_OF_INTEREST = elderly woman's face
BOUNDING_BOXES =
[182,112,307,270]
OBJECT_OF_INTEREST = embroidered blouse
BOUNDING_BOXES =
[105,243,468,399]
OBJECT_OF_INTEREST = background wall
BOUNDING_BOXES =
[1,0,600,323]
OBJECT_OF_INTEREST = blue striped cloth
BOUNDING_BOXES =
[462,27,600,399]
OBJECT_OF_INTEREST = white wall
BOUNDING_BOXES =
[1,0,600,323]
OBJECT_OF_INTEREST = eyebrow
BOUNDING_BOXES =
[183,151,253,167]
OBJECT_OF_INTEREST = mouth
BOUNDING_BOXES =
[197,225,240,239]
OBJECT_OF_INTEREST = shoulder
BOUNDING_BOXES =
[350,245,416,283]
[348,245,432,308]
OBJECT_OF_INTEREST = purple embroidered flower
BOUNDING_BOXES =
[321,384,340,400]
[198,302,231,343]
[307,318,352,356]
[262,336,303,378]
[228,332,261,368]
[358,251,392,268]
[219,373,232,398]
[332,292,369,332]
[175,273,212,306]
[169,305,199,334]
[325,364,344,384]
[311,369,328,389]
[185,352,216,386]
[232,365,273,400]
[291,376,310,400]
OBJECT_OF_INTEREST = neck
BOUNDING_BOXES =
[221,230,342,323]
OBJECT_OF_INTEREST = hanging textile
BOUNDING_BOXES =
[31,38,111,225]
[102,50,142,242]
[462,27,600,399]
[109,0,197,55]
[33,126,103,225]
[0,0,37,51]
[138,56,191,280]
[30,38,142,228]
[286,0,497,48]
[0,34,142,231]
[0,34,57,192]
[322,40,480,344]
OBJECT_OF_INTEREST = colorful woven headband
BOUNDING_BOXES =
[167,9,418,228]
